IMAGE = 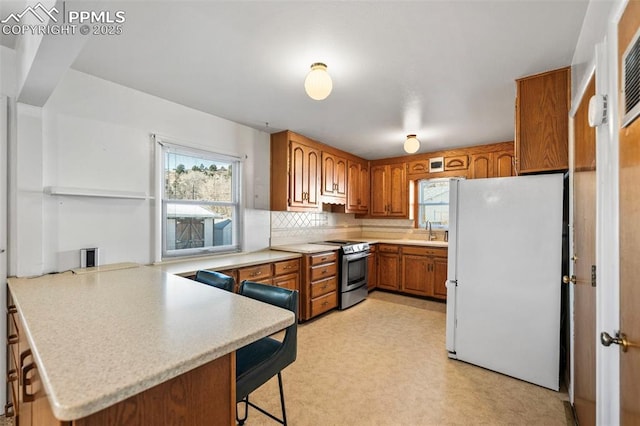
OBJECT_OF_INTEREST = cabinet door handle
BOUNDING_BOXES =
[7,334,18,345]
[8,305,17,314]
[4,402,14,418]
[22,362,36,403]
[20,349,32,369]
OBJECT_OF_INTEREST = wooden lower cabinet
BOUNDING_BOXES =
[300,251,339,320]
[367,245,377,290]
[7,288,235,426]
[377,245,401,290]
[237,263,273,284]
[433,257,449,298]
[378,245,448,300]
[402,253,433,296]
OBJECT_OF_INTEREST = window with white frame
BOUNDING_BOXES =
[159,141,241,257]
[417,178,450,229]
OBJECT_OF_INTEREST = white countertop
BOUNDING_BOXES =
[8,265,295,421]
[271,241,446,254]
[363,239,448,248]
[270,243,340,254]
[153,249,302,276]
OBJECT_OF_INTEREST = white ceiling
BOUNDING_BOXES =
[8,1,590,159]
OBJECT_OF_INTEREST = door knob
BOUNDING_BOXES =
[601,331,629,352]
[562,275,576,284]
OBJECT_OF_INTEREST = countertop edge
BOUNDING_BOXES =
[152,249,303,276]
[8,270,295,421]
[48,313,294,421]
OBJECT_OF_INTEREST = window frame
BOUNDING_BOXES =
[415,177,452,230]
[155,137,243,260]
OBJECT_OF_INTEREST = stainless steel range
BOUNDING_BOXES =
[320,240,370,309]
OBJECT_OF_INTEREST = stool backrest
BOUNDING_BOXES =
[194,270,235,292]
[239,281,298,363]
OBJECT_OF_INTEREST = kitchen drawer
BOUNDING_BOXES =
[310,262,337,281]
[378,244,400,253]
[310,276,337,299]
[402,246,447,257]
[273,272,298,291]
[310,291,337,318]
[274,259,300,276]
[310,251,337,266]
[237,264,272,282]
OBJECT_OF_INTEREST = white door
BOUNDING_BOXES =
[453,174,564,390]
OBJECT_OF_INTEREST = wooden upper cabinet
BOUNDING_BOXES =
[370,163,407,217]
[321,152,347,202]
[469,150,515,179]
[290,141,321,209]
[346,160,369,213]
[370,165,387,216]
[494,151,515,177]
[469,153,493,179]
[271,131,321,211]
[444,155,468,171]
[515,67,570,174]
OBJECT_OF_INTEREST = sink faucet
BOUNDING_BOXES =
[426,221,436,241]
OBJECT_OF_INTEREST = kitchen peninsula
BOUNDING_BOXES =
[7,264,294,425]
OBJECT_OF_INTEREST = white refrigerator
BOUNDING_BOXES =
[445,173,564,391]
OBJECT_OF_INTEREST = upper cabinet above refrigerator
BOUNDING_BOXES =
[515,67,571,174]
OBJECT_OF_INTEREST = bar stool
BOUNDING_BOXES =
[236,281,298,425]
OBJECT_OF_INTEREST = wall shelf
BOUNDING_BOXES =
[45,186,153,200]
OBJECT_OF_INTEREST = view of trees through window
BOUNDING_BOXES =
[418,179,450,229]
[163,149,238,255]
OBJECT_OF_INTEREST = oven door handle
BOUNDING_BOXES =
[344,251,371,261]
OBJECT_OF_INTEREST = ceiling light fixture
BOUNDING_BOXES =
[304,62,333,100]
[404,134,420,154]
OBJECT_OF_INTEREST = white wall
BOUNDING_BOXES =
[11,69,273,275]
[570,0,615,106]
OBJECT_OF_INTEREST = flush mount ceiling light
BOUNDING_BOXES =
[304,62,333,100]
[404,134,420,154]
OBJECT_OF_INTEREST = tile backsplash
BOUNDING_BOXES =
[270,211,445,246]
[270,211,360,245]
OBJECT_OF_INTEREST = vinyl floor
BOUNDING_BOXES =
[243,290,573,425]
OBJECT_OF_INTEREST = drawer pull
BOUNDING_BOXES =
[322,301,329,307]
[7,334,18,345]
[321,284,328,290]
[251,271,262,277]
[7,305,17,314]
[7,368,18,382]
[321,269,328,274]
